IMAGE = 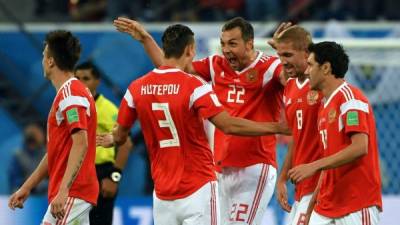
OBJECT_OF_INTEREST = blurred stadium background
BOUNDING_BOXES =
[0,0,399,224]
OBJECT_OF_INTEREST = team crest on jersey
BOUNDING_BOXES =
[307,90,319,105]
[246,69,258,83]
[328,109,336,123]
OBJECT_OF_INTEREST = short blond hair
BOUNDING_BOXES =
[276,25,312,51]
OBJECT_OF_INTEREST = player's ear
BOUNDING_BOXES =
[245,38,254,50]
[322,62,331,75]
[185,43,195,57]
[47,56,55,68]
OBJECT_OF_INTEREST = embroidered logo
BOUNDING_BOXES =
[328,109,336,123]
[307,90,319,105]
[246,68,258,83]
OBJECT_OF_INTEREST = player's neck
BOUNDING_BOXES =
[297,73,307,83]
[51,70,74,92]
[162,58,187,71]
[240,50,258,70]
[322,77,344,99]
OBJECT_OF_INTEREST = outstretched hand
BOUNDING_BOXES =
[267,22,294,49]
[113,17,150,42]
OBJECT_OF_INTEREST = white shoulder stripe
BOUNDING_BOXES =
[262,58,281,87]
[340,99,369,115]
[56,95,91,125]
[340,89,350,101]
[59,95,90,112]
[123,90,135,108]
[189,84,213,109]
[193,75,208,85]
[338,99,369,131]
[209,55,216,85]
[343,85,354,99]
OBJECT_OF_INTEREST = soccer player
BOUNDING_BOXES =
[110,24,288,225]
[114,17,286,224]
[288,41,382,224]
[75,61,133,225]
[269,24,323,225]
[8,30,99,225]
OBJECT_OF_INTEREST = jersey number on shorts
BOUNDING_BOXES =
[152,103,180,148]
[296,110,303,130]
[297,213,307,225]
[227,85,245,104]
[230,203,249,222]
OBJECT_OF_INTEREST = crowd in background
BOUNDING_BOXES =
[2,0,399,22]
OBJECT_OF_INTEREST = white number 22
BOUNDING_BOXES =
[152,103,180,148]
[227,85,245,104]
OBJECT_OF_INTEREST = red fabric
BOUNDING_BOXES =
[117,66,223,200]
[193,53,283,169]
[315,82,382,217]
[283,78,323,201]
[47,78,98,205]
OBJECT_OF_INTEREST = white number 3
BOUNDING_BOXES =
[152,103,180,148]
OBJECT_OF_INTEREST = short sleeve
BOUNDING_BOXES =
[340,99,370,135]
[189,82,224,119]
[62,106,88,133]
[192,56,212,82]
[262,57,282,87]
[117,89,138,128]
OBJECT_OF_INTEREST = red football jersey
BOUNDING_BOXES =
[315,82,382,217]
[283,78,323,201]
[47,77,99,205]
[117,66,224,200]
[192,52,283,169]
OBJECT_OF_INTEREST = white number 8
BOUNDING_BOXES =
[152,103,180,148]
[296,110,303,130]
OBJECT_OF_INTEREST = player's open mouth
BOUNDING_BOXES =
[227,57,238,66]
[284,65,295,76]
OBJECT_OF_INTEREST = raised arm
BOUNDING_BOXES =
[209,111,291,136]
[114,17,164,67]
[267,22,293,50]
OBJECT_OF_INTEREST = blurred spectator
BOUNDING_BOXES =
[198,0,245,21]
[245,0,281,21]
[69,0,107,21]
[8,122,47,195]
[107,0,145,21]
[26,0,400,22]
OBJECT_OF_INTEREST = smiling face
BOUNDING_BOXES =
[220,27,253,71]
[276,41,309,78]
[305,53,325,90]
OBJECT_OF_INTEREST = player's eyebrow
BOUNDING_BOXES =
[220,38,238,43]
[227,38,238,42]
